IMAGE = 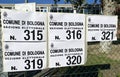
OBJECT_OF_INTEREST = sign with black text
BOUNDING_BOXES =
[1,9,47,72]
[48,13,86,68]
[87,15,118,41]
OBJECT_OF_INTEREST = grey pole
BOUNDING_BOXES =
[0,13,8,77]
[25,0,28,3]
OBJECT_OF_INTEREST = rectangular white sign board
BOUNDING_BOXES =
[48,13,86,68]
[1,9,47,72]
[15,3,36,12]
[87,15,118,41]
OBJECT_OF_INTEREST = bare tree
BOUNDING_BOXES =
[100,0,119,53]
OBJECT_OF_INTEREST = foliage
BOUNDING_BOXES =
[64,0,85,8]
[117,75,120,77]
[53,0,85,9]
[54,0,60,4]
[0,6,2,8]
[115,0,120,3]
[100,0,120,4]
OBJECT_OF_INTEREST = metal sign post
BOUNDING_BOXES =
[0,12,8,77]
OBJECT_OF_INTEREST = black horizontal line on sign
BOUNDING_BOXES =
[3,41,46,43]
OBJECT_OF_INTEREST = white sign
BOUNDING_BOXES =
[48,13,86,68]
[1,9,47,72]
[15,3,36,12]
[87,15,118,41]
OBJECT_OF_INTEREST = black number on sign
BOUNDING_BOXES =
[24,30,43,40]
[31,30,35,40]
[101,31,113,40]
[37,30,43,40]
[24,30,30,40]
[24,59,43,70]
[66,56,82,65]
[66,30,71,40]
[31,59,35,69]
[24,60,30,69]
[37,59,43,69]
[72,56,76,65]
[66,30,82,40]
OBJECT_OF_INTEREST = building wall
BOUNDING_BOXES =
[0,4,101,14]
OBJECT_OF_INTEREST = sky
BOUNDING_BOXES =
[0,0,100,4]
